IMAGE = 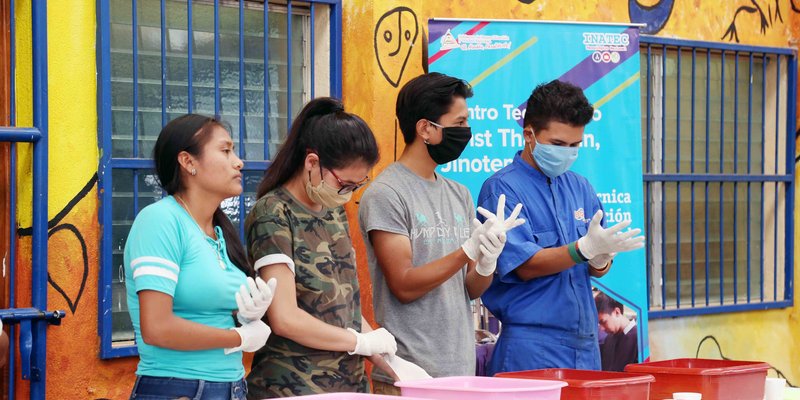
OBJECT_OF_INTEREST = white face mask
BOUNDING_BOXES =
[305,170,352,208]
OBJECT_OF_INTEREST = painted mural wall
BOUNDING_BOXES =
[4,0,799,398]
[341,0,800,388]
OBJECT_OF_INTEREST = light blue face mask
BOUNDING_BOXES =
[530,130,579,179]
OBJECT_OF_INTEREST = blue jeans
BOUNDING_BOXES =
[129,375,247,400]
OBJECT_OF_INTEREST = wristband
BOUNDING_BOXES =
[567,242,586,264]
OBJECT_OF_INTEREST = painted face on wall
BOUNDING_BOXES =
[374,6,419,87]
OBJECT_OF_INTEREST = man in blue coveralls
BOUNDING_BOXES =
[478,80,645,374]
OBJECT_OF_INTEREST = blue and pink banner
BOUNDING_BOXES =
[428,19,649,363]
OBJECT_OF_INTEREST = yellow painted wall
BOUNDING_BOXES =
[342,0,800,386]
[6,0,799,397]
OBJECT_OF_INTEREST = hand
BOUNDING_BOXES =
[475,230,505,277]
[235,277,277,324]
[589,252,616,271]
[348,327,397,356]
[476,194,526,236]
[577,211,645,260]
[224,319,271,354]
[463,194,525,261]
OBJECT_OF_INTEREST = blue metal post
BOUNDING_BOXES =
[774,55,780,301]
[676,47,681,308]
[263,3,270,160]
[785,54,796,303]
[705,48,711,306]
[287,2,293,131]
[160,0,167,126]
[132,0,139,158]
[188,0,194,112]
[719,50,725,305]
[746,52,753,303]
[214,0,220,117]
[690,48,696,307]
[30,0,49,395]
[661,45,667,309]
[733,51,738,303]
[238,0,246,238]
[330,2,342,97]
[310,3,315,98]
[645,44,652,308]
[760,54,766,302]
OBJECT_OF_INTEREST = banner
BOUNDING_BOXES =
[428,19,649,364]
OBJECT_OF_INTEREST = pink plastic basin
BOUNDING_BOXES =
[289,394,428,399]
[395,376,567,400]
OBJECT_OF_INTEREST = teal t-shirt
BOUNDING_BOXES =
[124,196,248,381]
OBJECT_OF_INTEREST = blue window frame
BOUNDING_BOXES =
[640,36,796,318]
[97,0,343,358]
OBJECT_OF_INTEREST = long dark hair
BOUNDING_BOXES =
[153,114,253,277]
[256,97,379,198]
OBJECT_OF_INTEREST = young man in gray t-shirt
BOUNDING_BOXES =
[359,73,522,393]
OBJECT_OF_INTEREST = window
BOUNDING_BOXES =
[641,37,796,317]
[97,0,342,358]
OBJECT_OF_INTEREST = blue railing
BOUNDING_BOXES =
[641,36,796,318]
[0,1,67,399]
[97,0,343,358]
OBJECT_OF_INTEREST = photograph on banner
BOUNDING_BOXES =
[428,18,649,361]
[594,288,639,371]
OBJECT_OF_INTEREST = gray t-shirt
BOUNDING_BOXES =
[358,162,475,382]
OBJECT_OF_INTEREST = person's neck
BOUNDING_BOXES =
[398,140,438,181]
[175,188,219,238]
[284,171,323,212]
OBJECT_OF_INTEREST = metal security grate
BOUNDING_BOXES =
[97,0,342,358]
[641,36,796,318]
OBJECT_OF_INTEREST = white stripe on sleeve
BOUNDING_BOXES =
[132,266,179,282]
[254,254,295,275]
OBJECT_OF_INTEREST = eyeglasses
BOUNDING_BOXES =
[323,167,370,195]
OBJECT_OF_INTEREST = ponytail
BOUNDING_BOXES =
[256,97,379,198]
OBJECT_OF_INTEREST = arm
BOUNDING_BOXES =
[514,245,577,281]
[369,230,471,304]
[0,323,7,367]
[259,264,357,352]
[139,290,241,350]
[465,261,492,299]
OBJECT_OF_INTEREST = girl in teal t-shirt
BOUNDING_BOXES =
[125,115,275,400]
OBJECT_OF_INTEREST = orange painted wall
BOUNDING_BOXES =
[342,0,800,385]
[5,0,800,398]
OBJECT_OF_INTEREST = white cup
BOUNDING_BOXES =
[673,393,702,400]
[764,377,786,400]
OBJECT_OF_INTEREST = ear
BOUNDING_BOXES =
[303,152,320,173]
[523,126,534,145]
[415,119,433,143]
[177,151,195,175]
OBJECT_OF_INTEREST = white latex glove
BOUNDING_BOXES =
[383,354,433,381]
[464,194,525,261]
[347,327,397,356]
[577,210,645,260]
[236,277,277,324]
[224,319,271,354]
[476,194,526,236]
[475,230,506,277]
[589,252,616,271]
[461,219,492,261]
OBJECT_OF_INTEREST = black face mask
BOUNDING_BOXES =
[426,125,472,165]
